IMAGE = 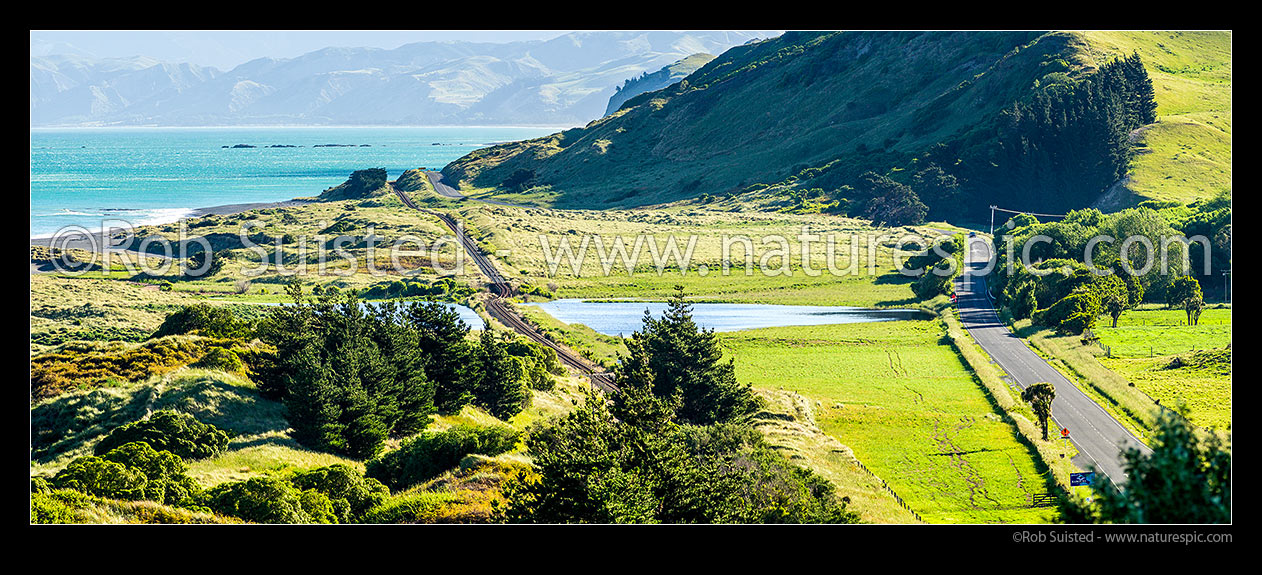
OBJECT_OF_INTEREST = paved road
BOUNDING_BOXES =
[955,237,1150,487]
[424,171,522,207]
[425,171,466,199]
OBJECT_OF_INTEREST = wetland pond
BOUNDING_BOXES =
[522,299,926,336]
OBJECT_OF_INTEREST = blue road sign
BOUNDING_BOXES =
[1070,472,1095,487]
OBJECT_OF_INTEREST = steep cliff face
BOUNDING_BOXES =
[605,53,715,116]
[444,31,1088,209]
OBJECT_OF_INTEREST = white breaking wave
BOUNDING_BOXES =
[32,209,107,217]
[30,207,197,239]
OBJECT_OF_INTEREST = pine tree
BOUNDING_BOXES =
[342,386,388,459]
[284,341,343,450]
[1122,52,1158,126]
[272,292,436,457]
[952,53,1158,214]
[613,286,759,425]
[375,307,435,435]
[473,327,531,420]
[406,301,475,414]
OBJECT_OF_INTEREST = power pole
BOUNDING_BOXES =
[989,205,997,237]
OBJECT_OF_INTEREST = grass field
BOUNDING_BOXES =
[1079,31,1231,206]
[455,202,935,308]
[751,388,921,523]
[1092,306,1231,430]
[721,320,1058,523]
[1096,307,1231,358]
[1101,351,1231,431]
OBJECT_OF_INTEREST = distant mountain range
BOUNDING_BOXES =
[29,31,776,127]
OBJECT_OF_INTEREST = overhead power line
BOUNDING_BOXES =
[987,205,1070,236]
[991,206,1070,218]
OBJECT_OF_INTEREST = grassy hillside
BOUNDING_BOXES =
[445,30,1229,216]
[30,369,321,472]
[444,31,1073,209]
[30,274,197,353]
[1080,31,1231,207]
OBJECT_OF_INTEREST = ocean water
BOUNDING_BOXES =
[523,299,925,336]
[29,126,559,238]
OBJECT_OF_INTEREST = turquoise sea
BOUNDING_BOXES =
[29,126,559,238]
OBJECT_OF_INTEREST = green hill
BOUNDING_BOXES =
[317,168,390,201]
[1078,31,1231,208]
[444,31,1228,217]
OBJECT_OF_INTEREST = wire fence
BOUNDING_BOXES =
[1096,341,1228,359]
[851,459,926,523]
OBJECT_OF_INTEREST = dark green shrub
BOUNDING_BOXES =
[288,464,390,523]
[30,489,92,523]
[318,169,389,201]
[94,410,230,460]
[54,441,201,506]
[30,476,52,494]
[192,346,246,374]
[503,338,562,390]
[366,424,521,491]
[184,250,225,278]
[151,304,251,340]
[201,476,337,524]
[361,491,459,524]
[905,234,964,300]
[51,457,146,501]
[1035,289,1102,335]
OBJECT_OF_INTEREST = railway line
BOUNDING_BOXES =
[391,180,618,393]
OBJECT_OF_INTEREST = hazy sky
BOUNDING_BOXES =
[30,30,577,70]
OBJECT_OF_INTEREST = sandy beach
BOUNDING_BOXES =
[188,200,310,217]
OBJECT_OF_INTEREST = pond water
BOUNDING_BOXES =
[521,299,925,336]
